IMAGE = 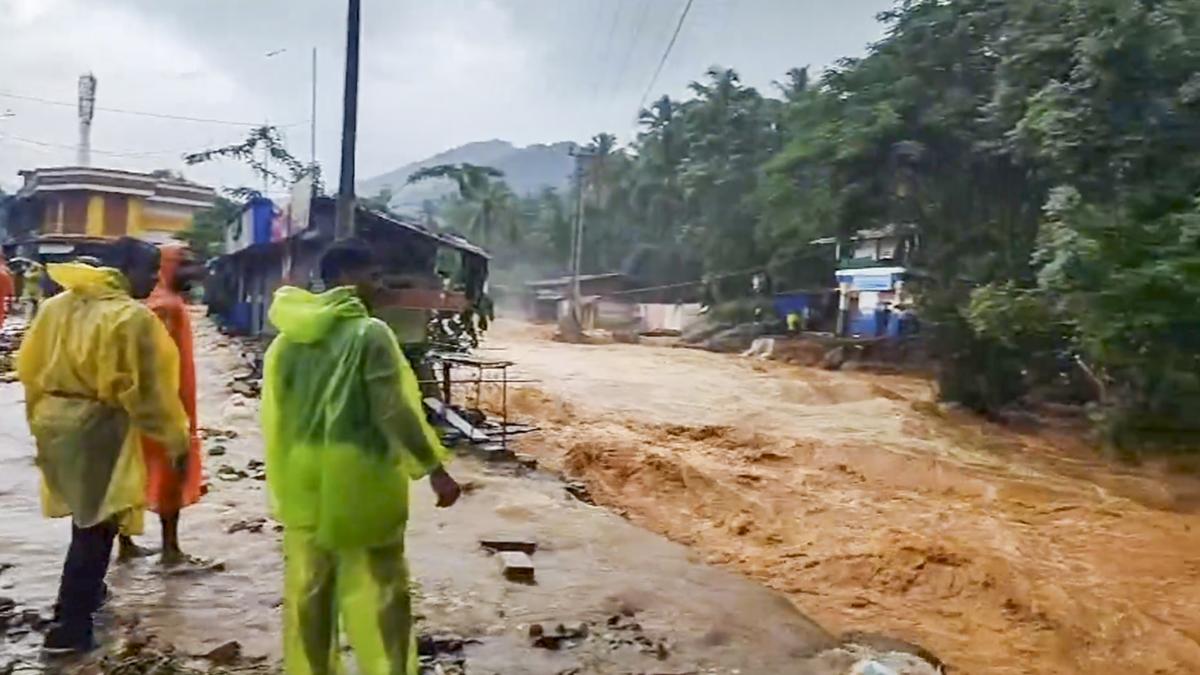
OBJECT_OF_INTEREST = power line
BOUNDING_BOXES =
[0,91,300,128]
[636,0,696,114]
[588,0,625,107]
[610,0,652,97]
[0,131,235,159]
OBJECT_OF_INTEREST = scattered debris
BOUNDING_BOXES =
[479,537,538,555]
[0,595,51,640]
[208,444,227,457]
[424,398,489,443]
[200,427,239,441]
[216,464,248,481]
[529,622,589,650]
[496,551,535,583]
[564,481,594,505]
[230,379,260,398]
[838,631,945,673]
[247,458,267,480]
[203,639,242,665]
[416,633,474,674]
[475,442,513,462]
[227,517,267,535]
[821,345,847,370]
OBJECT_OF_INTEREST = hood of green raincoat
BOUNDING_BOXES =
[47,262,128,298]
[269,286,368,344]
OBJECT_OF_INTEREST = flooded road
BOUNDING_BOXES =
[0,313,927,674]
[490,321,1200,675]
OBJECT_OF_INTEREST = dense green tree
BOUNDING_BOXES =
[182,197,242,260]
[408,163,519,249]
[426,0,1200,444]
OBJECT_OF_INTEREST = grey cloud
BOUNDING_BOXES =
[2,0,891,192]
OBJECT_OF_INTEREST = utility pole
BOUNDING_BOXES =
[310,47,318,170]
[568,145,595,328]
[335,0,361,239]
[262,119,270,193]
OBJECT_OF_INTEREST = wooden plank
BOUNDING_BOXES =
[479,537,538,555]
[497,551,535,583]
[424,397,490,443]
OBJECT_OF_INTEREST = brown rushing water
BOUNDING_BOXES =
[489,320,1200,675]
[1,313,934,674]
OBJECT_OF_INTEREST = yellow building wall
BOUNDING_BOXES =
[126,198,145,235]
[42,198,59,233]
[86,195,105,236]
[141,203,198,234]
[142,212,193,232]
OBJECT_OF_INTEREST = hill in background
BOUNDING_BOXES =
[358,139,575,214]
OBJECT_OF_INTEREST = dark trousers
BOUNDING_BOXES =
[55,519,117,631]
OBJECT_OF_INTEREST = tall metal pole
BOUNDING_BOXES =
[569,150,588,321]
[77,74,96,167]
[310,47,318,169]
[335,0,361,239]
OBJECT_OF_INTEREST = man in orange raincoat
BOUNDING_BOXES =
[118,245,205,565]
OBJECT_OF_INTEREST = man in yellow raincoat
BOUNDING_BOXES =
[17,237,190,654]
[263,239,461,675]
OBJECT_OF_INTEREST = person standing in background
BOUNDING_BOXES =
[0,254,14,328]
[21,261,44,320]
[17,238,189,653]
[117,245,206,565]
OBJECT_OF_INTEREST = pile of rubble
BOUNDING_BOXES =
[0,320,26,383]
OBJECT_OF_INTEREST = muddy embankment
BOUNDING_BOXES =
[490,321,1200,675]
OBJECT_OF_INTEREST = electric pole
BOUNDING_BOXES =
[568,145,594,328]
[335,0,361,239]
[311,47,318,170]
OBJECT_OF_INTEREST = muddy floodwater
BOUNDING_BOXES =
[489,321,1200,675]
[0,314,934,674]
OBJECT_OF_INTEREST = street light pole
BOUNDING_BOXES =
[335,0,361,239]
[310,47,318,170]
[567,145,594,329]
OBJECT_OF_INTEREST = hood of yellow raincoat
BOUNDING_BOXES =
[47,262,128,297]
[268,286,368,344]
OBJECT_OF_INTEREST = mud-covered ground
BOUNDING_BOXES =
[0,313,936,674]
[490,321,1200,675]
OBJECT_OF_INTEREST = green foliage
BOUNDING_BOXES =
[407,163,518,249]
[361,187,397,216]
[422,0,1200,445]
[185,125,322,200]
[181,197,241,260]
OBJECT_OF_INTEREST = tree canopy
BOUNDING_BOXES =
[426,0,1200,444]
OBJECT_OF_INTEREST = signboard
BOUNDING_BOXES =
[288,175,313,234]
[852,274,895,292]
[835,266,905,293]
[225,207,254,254]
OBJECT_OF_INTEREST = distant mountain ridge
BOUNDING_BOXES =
[359,139,575,214]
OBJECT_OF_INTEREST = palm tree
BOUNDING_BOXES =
[406,163,504,203]
[467,180,519,247]
[773,66,810,102]
[408,163,517,248]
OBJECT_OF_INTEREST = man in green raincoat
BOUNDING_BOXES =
[263,239,461,675]
[17,237,190,653]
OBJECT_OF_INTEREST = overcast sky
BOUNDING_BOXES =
[0,0,893,193]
